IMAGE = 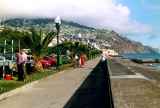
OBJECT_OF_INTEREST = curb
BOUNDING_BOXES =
[0,80,39,101]
[0,70,66,101]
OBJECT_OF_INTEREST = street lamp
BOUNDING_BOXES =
[78,33,82,41]
[55,16,61,68]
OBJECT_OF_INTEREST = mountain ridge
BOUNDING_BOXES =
[2,18,157,54]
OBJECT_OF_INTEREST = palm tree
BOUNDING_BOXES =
[23,28,56,57]
[22,28,57,71]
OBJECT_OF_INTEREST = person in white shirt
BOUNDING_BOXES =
[21,50,28,78]
[75,54,79,67]
[21,51,28,63]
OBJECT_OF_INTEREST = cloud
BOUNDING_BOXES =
[0,0,152,34]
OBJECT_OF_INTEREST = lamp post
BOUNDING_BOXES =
[78,33,82,42]
[55,16,61,68]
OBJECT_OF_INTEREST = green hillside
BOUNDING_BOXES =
[1,18,156,54]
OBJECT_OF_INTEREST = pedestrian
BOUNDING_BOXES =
[79,53,85,67]
[21,50,28,77]
[74,54,79,68]
[101,50,109,62]
[16,49,24,81]
[21,50,28,63]
[101,54,106,62]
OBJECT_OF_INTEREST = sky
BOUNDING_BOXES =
[0,0,159,48]
[117,0,160,48]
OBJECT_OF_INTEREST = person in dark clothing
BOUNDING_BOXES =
[16,49,24,81]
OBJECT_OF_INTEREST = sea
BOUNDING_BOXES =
[122,52,160,69]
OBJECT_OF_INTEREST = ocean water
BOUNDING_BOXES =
[122,52,160,69]
[122,52,160,60]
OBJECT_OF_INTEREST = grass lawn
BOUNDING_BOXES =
[0,63,73,95]
[0,70,56,95]
[0,80,24,94]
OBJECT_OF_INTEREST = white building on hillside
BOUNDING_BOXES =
[102,49,118,56]
[106,49,118,56]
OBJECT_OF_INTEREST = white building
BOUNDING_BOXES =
[102,49,118,56]
[106,49,118,56]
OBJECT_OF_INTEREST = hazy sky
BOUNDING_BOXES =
[117,0,160,48]
[0,0,160,48]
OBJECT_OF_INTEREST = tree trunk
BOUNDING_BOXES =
[33,55,44,72]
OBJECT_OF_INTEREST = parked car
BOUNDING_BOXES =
[40,56,56,68]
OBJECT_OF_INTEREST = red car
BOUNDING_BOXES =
[40,56,56,68]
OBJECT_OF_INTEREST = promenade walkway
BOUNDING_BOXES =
[0,57,110,108]
[109,58,160,108]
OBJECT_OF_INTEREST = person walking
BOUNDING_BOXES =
[74,54,79,68]
[79,53,85,67]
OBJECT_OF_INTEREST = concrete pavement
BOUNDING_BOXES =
[0,58,100,108]
[109,58,160,108]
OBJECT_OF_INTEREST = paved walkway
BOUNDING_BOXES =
[109,58,160,108]
[0,58,100,108]
[109,59,150,80]
[111,73,150,80]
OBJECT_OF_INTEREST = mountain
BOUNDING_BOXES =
[95,30,157,54]
[2,18,157,54]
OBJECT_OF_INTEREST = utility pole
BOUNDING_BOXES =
[3,40,6,79]
[19,40,21,53]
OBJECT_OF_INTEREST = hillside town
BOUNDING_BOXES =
[61,33,119,56]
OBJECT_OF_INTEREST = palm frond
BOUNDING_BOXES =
[30,28,42,47]
[42,31,57,49]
